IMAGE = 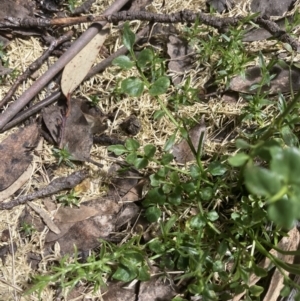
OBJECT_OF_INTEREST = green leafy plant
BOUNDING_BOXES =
[57,189,80,207]
[20,222,36,237]
[29,17,300,301]
[52,146,75,168]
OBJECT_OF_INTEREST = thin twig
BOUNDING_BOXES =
[0,169,88,210]
[0,31,73,109]
[0,0,130,130]
[2,26,150,131]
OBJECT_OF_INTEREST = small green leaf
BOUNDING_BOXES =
[149,76,170,96]
[125,138,140,151]
[123,22,135,52]
[126,152,137,164]
[161,153,174,165]
[164,134,176,151]
[144,144,156,158]
[244,166,282,197]
[253,263,268,278]
[134,158,148,169]
[271,147,300,185]
[200,187,213,201]
[137,48,154,68]
[190,215,206,229]
[236,139,250,149]
[145,206,161,222]
[145,188,166,205]
[208,161,227,176]
[228,153,249,167]
[148,239,165,253]
[168,187,182,205]
[137,266,150,281]
[112,55,134,70]
[207,210,219,221]
[153,110,165,120]
[280,285,291,297]
[267,198,296,229]
[107,144,128,155]
[249,285,264,297]
[113,264,136,282]
[121,77,144,97]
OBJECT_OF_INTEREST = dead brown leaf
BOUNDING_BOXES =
[172,120,206,164]
[60,99,93,161]
[138,276,177,301]
[61,27,110,97]
[0,123,40,191]
[27,202,60,234]
[230,64,300,94]
[45,198,120,254]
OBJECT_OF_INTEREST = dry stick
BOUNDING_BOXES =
[3,10,299,50]
[0,31,73,109]
[1,91,61,132]
[2,26,150,132]
[0,0,130,130]
[0,169,88,210]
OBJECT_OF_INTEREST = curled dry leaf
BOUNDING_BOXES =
[172,119,206,164]
[230,64,300,94]
[0,123,40,191]
[61,27,110,97]
[27,202,60,234]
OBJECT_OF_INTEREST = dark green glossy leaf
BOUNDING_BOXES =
[123,22,135,52]
[125,138,140,151]
[144,144,156,158]
[161,153,174,165]
[208,161,227,176]
[113,264,136,282]
[121,77,144,97]
[146,188,166,205]
[145,206,161,222]
[149,76,170,96]
[137,48,154,68]
[134,157,148,169]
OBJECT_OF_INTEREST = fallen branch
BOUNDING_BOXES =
[0,31,73,109]
[1,25,150,132]
[1,10,298,52]
[0,169,88,210]
[0,0,130,130]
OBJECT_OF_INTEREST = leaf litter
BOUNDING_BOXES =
[1,0,300,299]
